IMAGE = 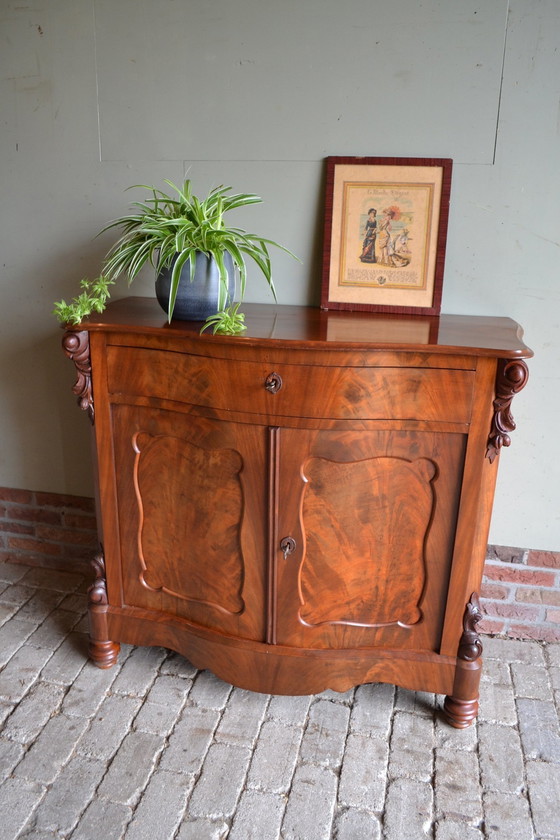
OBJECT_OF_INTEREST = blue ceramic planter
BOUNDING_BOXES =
[155,251,235,321]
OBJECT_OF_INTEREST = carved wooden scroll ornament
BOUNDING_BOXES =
[88,552,108,607]
[62,330,94,423]
[458,592,483,662]
[486,359,529,463]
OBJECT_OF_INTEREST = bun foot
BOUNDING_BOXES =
[89,638,120,669]
[443,695,478,728]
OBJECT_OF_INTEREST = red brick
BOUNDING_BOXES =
[480,582,510,600]
[508,623,560,643]
[35,491,95,512]
[35,525,98,547]
[526,550,560,569]
[547,609,560,624]
[7,536,63,556]
[5,505,62,525]
[479,618,506,635]
[483,563,556,587]
[0,505,7,518]
[0,487,33,504]
[515,588,560,606]
[0,521,34,536]
[62,512,97,531]
[483,601,541,621]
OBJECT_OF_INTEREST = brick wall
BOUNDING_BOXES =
[1,486,559,641]
[0,486,97,575]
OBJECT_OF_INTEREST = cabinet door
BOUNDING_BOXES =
[109,404,267,642]
[274,428,467,652]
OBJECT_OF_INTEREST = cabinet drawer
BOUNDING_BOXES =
[106,346,474,423]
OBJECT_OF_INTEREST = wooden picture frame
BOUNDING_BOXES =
[321,156,452,316]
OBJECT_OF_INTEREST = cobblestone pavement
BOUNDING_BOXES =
[0,561,559,840]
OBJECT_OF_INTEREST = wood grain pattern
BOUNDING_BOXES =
[64,300,533,726]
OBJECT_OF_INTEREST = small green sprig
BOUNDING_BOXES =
[53,276,115,325]
[200,302,247,335]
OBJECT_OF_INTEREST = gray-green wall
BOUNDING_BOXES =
[1,0,558,550]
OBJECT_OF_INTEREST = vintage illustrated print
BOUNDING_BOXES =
[322,157,452,315]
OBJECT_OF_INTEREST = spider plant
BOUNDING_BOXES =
[53,178,298,333]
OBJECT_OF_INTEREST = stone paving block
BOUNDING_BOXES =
[550,665,560,691]
[14,712,89,784]
[77,694,143,761]
[0,601,19,626]
[32,754,107,834]
[338,732,388,811]
[281,763,337,840]
[14,588,65,622]
[39,631,88,685]
[26,609,81,650]
[435,749,483,826]
[20,566,85,592]
[159,705,220,776]
[389,711,434,781]
[483,790,533,840]
[0,583,35,606]
[0,618,38,668]
[526,759,560,838]
[0,563,29,583]
[110,645,167,697]
[435,715,478,751]
[300,698,350,769]
[188,669,232,709]
[0,776,46,840]
[97,730,165,805]
[350,682,395,737]
[134,698,185,736]
[478,679,517,725]
[480,657,512,685]
[482,636,546,665]
[58,591,88,613]
[384,778,433,840]
[144,673,191,708]
[334,807,382,840]
[0,737,24,782]
[516,697,560,762]
[187,742,252,819]
[62,660,122,718]
[246,718,303,794]
[511,662,554,700]
[0,701,14,726]
[160,651,199,679]
[228,789,285,840]
[215,687,269,747]
[395,688,436,718]
[125,769,194,840]
[545,642,560,667]
[479,722,525,793]
[317,687,355,704]
[71,797,132,840]
[2,681,66,743]
[435,821,483,839]
[266,693,312,726]
[177,818,229,840]
[0,644,54,701]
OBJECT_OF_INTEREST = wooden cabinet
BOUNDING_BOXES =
[62,299,532,727]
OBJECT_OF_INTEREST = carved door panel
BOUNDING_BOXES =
[274,429,467,652]
[111,404,267,641]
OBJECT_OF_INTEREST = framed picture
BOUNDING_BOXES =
[321,156,452,316]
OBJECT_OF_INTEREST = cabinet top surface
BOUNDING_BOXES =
[77,297,532,358]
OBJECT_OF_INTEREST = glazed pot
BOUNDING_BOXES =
[155,251,235,321]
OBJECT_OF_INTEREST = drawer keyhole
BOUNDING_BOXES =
[265,372,283,393]
[280,536,297,560]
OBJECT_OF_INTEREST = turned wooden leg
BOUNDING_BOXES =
[87,552,119,669]
[88,637,120,669]
[443,593,484,728]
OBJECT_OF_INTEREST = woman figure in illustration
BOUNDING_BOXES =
[359,208,377,263]
[377,208,395,265]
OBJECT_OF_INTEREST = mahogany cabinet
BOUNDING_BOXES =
[62,298,532,727]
